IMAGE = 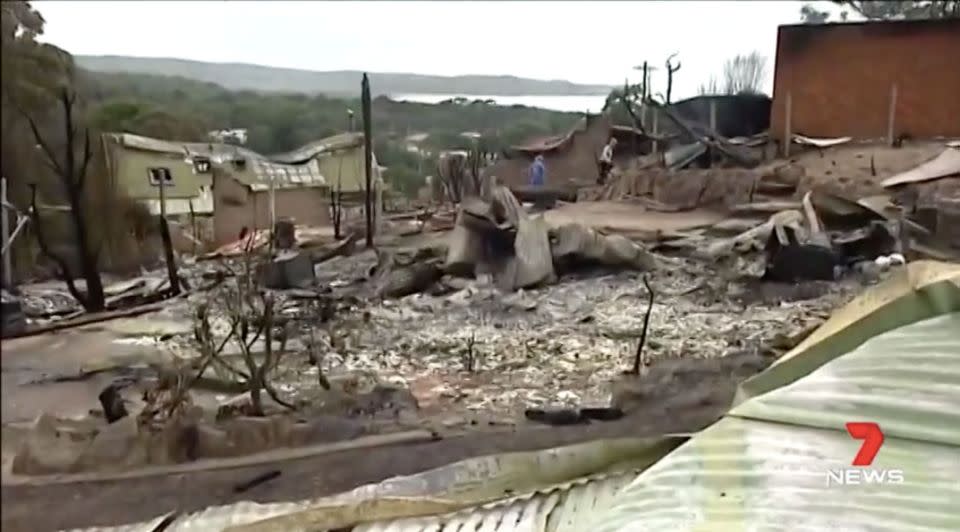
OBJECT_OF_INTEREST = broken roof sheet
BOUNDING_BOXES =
[592,311,960,532]
[509,116,590,154]
[882,147,960,188]
[511,131,578,154]
[792,134,853,148]
[244,158,326,191]
[111,132,261,162]
[269,132,366,165]
[509,117,652,155]
[586,261,960,532]
[69,437,683,531]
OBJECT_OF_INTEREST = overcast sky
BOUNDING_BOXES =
[37,1,846,100]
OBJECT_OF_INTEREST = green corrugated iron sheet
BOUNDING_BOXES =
[64,437,682,532]
[351,472,637,532]
[589,415,960,532]
[735,261,960,403]
[733,312,960,446]
[589,308,960,531]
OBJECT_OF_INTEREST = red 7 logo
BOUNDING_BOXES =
[846,422,884,466]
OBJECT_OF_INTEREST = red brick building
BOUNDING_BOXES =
[770,19,960,141]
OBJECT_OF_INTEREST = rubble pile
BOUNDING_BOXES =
[246,255,860,421]
[3,135,956,483]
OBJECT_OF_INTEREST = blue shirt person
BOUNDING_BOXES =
[529,155,546,186]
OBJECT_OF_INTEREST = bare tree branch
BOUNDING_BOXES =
[19,108,65,178]
[722,52,768,95]
[631,275,655,375]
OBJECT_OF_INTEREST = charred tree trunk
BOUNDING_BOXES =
[21,89,105,311]
[361,73,374,248]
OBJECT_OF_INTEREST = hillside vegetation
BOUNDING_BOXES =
[79,69,585,194]
[77,55,613,97]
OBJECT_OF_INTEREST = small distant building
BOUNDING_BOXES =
[208,128,248,145]
[770,18,960,141]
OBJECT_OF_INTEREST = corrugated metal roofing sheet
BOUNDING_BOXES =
[63,437,682,532]
[733,312,960,446]
[350,472,636,532]
[246,158,326,190]
[590,312,960,532]
[736,261,960,403]
[269,133,366,165]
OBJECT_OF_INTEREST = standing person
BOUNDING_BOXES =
[529,154,546,187]
[598,137,617,184]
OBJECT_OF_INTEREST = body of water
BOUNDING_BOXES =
[391,93,607,113]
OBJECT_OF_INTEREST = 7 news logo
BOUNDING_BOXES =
[826,422,904,486]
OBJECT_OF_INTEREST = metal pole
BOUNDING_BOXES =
[269,177,276,230]
[2,177,11,287]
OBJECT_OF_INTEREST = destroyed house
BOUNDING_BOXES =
[770,18,960,140]
[104,132,388,245]
[482,113,649,190]
[103,132,335,245]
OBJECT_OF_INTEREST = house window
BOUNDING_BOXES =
[193,156,211,174]
[148,167,173,186]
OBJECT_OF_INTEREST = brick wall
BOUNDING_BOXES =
[771,19,960,140]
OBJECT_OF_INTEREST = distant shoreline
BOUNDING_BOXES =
[390,93,607,113]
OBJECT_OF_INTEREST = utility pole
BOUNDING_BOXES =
[361,74,374,247]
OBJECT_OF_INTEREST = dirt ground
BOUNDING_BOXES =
[789,140,948,198]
